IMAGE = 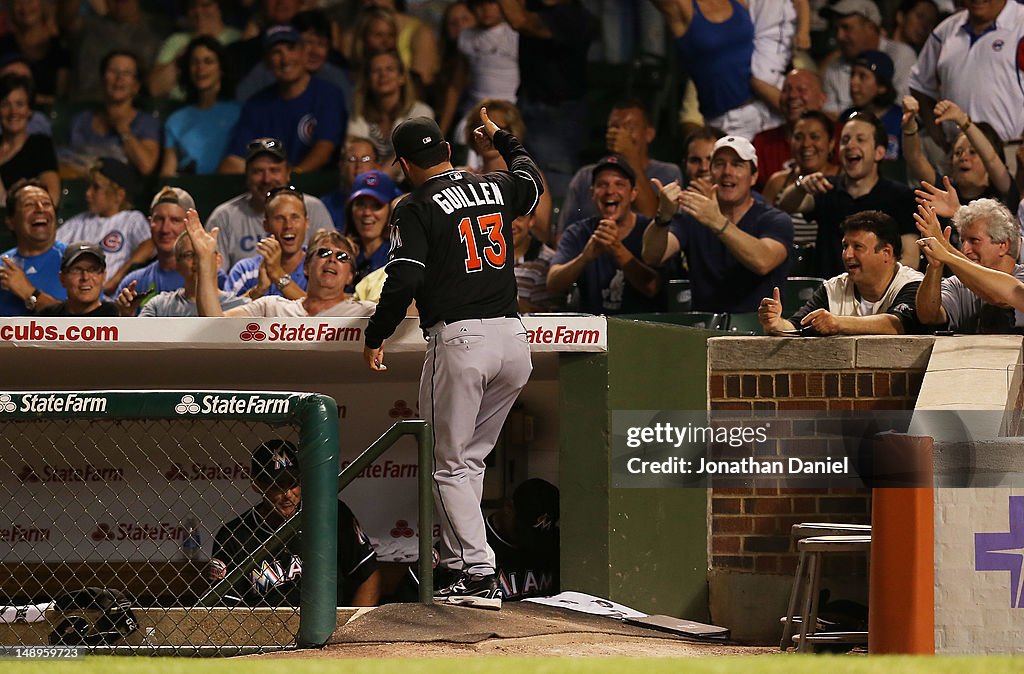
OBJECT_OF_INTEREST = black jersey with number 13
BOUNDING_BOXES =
[377,130,542,332]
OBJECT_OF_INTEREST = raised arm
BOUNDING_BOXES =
[901,95,935,185]
[918,237,1024,311]
[934,99,1013,196]
[185,209,227,317]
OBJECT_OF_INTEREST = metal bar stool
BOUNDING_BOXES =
[780,524,871,652]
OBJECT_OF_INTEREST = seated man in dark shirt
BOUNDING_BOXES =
[643,136,793,313]
[776,111,918,278]
[485,478,559,601]
[37,242,118,317]
[547,155,661,315]
[208,439,381,607]
[758,211,923,336]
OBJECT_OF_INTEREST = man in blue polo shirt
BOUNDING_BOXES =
[643,136,793,313]
[220,25,346,174]
[0,179,66,316]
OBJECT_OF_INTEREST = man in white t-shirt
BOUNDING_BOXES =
[759,210,924,336]
[189,217,374,318]
[459,0,519,105]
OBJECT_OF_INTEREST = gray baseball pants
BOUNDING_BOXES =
[421,316,533,577]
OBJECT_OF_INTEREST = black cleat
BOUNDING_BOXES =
[434,573,503,610]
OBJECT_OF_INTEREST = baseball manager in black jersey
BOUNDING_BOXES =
[363,109,542,610]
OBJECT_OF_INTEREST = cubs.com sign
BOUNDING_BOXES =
[174,393,291,415]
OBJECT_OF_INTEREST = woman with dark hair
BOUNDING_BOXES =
[0,73,58,203]
[346,49,433,171]
[160,36,241,176]
[892,0,940,53]
[903,96,1019,214]
[68,50,161,176]
[762,110,838,247]
[839,50,902,160]
[147,0,240,100]
[0,0,70,105]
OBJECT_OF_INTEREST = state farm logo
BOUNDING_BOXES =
[165,462,248,481]
[174,395,201,414]
[0,394,16,413]
[389,400,414,418]
[390,520,414,538]
[91,521,187,541]
[17,463,125,483]
[240,323,267,341]
[91,523,115,541]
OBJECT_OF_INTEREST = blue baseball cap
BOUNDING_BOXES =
[853,50,894,84]
[263,25,300,51]
[347,170,397,207]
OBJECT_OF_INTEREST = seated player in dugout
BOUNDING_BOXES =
[208,439,381,607]
[485,478,560,601]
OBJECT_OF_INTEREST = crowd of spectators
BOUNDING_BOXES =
[0,0,1020,337]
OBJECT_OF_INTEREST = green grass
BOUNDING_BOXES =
[6,656,1024,674]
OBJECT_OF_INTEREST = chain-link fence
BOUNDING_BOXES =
[0,391,340,655]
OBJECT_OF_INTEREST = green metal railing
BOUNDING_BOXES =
[336,420,435,603]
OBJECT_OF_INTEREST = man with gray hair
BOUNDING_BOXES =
[916,199,1024,333]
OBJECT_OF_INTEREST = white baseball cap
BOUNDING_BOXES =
[821,0,882,27]
[712,136,758,169]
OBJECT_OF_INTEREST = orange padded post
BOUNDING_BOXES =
[868,433,934,654]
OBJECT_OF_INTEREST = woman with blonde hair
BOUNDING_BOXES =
[346,49,433,171]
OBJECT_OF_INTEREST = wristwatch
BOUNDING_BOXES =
[24,287,40,311]
[275,276,292,291]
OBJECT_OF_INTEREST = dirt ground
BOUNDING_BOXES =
[253,603,778,659]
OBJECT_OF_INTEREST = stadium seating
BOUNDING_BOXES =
[783,277,825,313]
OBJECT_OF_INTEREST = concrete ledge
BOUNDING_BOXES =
[916,336,1022,412]
[708,336,856,371]
[853,336,935,370]
[708,336,934,372]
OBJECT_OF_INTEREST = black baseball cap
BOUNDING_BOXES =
[95,157,139,196]
[250,439,299,487]
[513,478,559,544]
[246,137,287,164]
[592,154,636,186]
[61,241,106,271]
[391,117,446,165]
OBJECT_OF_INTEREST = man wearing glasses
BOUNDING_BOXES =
[322,137,402,233]
[35,242,118,317]
[190,223,375,318]
[207,138,334,271]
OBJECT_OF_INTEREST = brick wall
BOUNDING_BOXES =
[707,338,932,577]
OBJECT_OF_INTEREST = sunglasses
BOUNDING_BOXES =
[314,247,351,263]
[248,138,282,153]
[266,184,303,201]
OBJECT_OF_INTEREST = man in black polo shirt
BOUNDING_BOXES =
[777,111,918,278]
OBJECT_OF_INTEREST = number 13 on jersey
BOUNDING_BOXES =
[458,213,507,273]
